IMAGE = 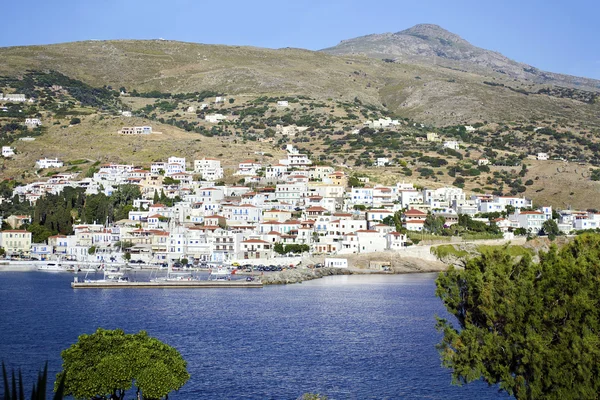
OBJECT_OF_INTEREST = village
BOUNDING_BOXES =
[0,136,590,267]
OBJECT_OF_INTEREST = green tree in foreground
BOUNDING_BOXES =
[56,328,189,400]
[435,234,600,399]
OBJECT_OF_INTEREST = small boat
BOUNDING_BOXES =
[37,263,68,272]
[151,263,196,282]
[84,268,129,283]
[208,267,231,281]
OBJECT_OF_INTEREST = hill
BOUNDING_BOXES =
[321,23,600,92]
[1,38,599,127]
[1,33,600,209]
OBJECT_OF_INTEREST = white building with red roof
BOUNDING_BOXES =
[238,238,273,259]
[403,208,427,231]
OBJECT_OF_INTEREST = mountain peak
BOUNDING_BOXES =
[395,24,467,45]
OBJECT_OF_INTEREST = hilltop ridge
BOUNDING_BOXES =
[322,23,600,91]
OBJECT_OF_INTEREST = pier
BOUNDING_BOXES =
[71,280,263,289]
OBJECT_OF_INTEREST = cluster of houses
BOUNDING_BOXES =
[0,142,593,263]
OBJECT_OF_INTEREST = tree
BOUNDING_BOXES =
[541,219,560,240]
[57,328,189,400]
[274,243,285,254]
[435,234,600,399]
[69,117,81,125]
[424,212,445,234]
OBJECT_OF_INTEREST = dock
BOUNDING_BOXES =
[71,280,263,289]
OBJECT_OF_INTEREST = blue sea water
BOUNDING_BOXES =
[0,271,510,399]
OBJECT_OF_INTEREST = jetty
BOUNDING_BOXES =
[71,280,263,289]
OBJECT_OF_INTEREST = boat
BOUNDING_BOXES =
[83,268,129,283]
[208,267,231,281]
[151,263,196,282]
[37,263,68,272]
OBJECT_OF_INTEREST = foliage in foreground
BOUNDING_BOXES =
[2,362,65,400]
[56,328,189,400]
[435,233,600,400]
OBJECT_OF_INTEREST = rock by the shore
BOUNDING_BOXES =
[261,256,447,285]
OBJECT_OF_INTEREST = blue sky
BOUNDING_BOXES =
[2,0,599,79]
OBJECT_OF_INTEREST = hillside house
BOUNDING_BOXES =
[403,208,427,231]
[205,114,227,123]
[25,118,42,127]
[35,158,63,169]
[3,94,27,102]
[194,158,224,181]
[2,146,15,157]
[236,160,262,176]
[443,141,460,150]
[375,157,389,167]
[537,153,549,161]
[119,126,152,135]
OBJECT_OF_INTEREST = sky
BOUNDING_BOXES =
[2,0,599,80]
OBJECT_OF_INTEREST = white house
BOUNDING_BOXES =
[277,100,289,107]
[403,208,427,231]
[205,114,227,123]
[477,158,489,166]
[537,153,549,161]
[194,158,224,181]
[364,118,400,129]
[512,210,549,232]
[386,232,408,250]
[119,126,152,135]
[265,164,288,179]
[236,160,262,176]
[4,94,26,102]
[2,146,15,157]
[222,204,263,224]
[376,157,389,167]
[36,158,64,169]
[443,141,460,150]
[215,96,225,104]
[324,258,348,268]
[25,118,42,127]
[167,156,186,169]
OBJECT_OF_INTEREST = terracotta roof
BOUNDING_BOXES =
[404,208,426,216]
[242,239,269,244]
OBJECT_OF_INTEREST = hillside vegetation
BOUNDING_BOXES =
[1,34,600,209]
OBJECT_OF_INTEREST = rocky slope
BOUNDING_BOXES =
[322,24,600,91]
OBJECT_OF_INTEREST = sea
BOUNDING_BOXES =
[0,271,510,399]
